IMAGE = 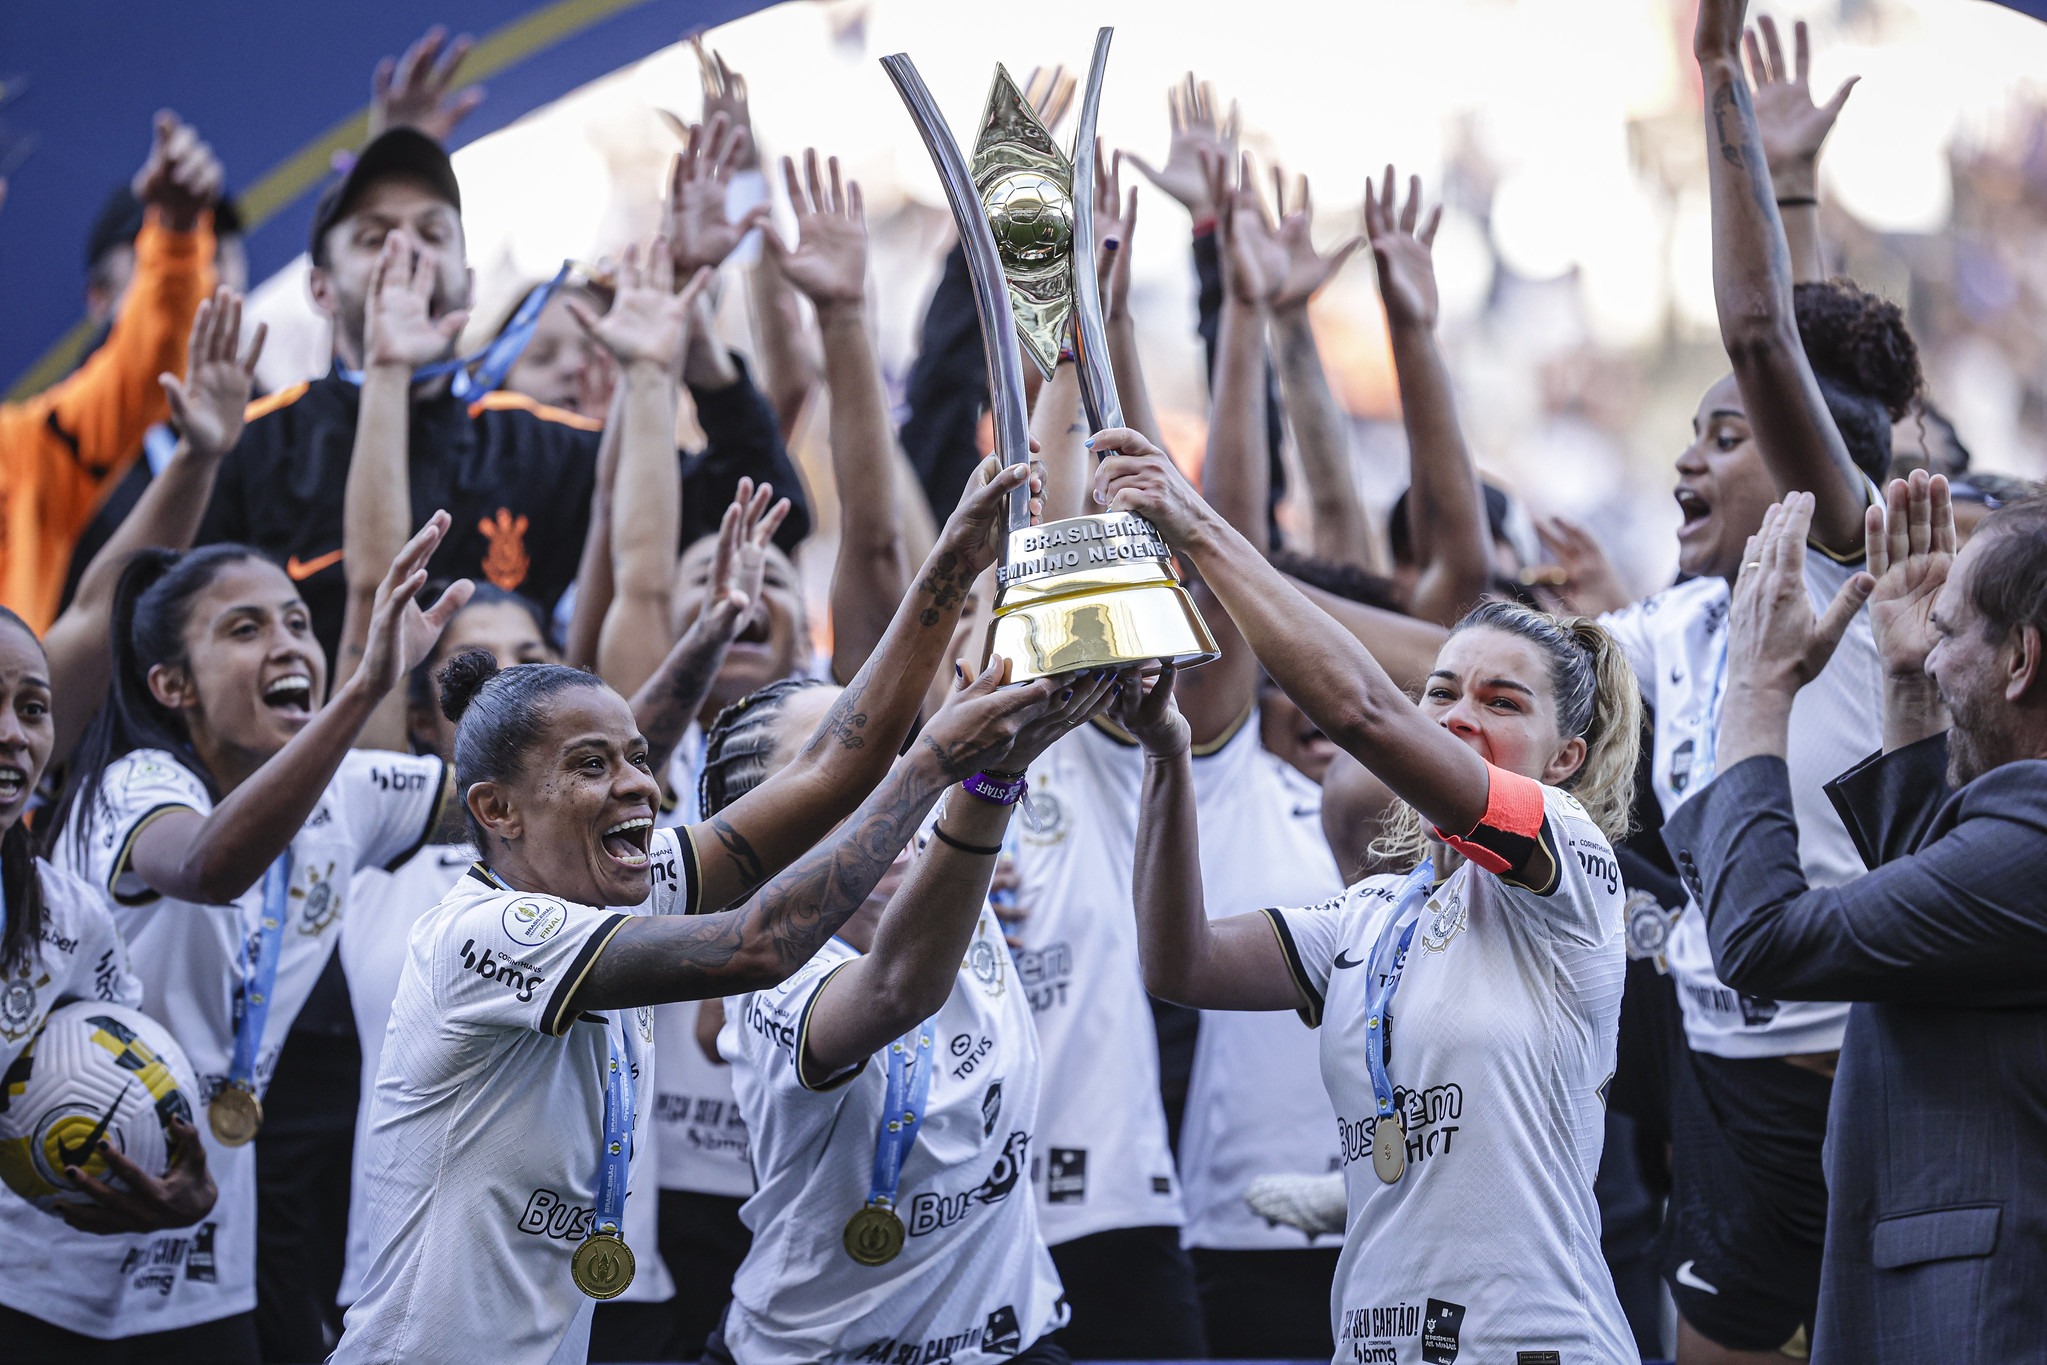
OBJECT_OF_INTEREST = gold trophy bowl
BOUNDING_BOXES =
[883,29,1219,682]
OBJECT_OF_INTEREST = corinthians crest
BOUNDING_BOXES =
[0,964,49,1042]
[1418,883,1467,953]
[291,862,341,934]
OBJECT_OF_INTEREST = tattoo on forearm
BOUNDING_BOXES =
[917,550,967,629]
[708,815,766,891]
[638,639,725,749]
[801,681,870,757]
[1710,76,1796,290]
[918,732,975,784]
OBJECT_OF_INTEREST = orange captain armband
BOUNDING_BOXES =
[1431,766,1547,877]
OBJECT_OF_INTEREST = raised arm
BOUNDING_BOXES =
[1096,155,1164,448]
[44,289,265,763]
[583,243,705,698]
[128,519,471,903]
[562,388,628,670]
[1116,666,1308,1010]
[687,455,1038,913]
[1370,168,1490,627]
[334,231,468,750]
[1095,428,1492,839]
[799,669,1118,1074]
[1745,16,1856,286]
[1268,170,1376,570]
[1698,0,1867,552]
[1865,471,1954,753]
[567,658,1064,1010]
[767,150,909,682]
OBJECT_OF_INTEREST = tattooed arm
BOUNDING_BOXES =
[685,455,1038,913]
[1699,0,1867,554]
[569,661,1068,1009]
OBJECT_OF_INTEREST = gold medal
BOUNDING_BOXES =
[208,1085,263,1147]
[1371,1114,1406,1185]
[843,1204,907,1266]
[570,1232,635,1299]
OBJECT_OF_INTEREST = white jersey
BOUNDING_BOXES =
[651,725,755,1199]
[0,859,144,1063]
[1158,719,1349,1251]
[335,826,698,1365]
[0,747,444,1338]
[1011,725,1184,1245]
[720,907,1067,1365]
[1269,785,1635,1365]
[1601,545,1878,1057]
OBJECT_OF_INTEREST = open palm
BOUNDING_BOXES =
[1866,471,1955,679]
[770,150,866,308]
[1745,17,1857,177]
[1271,172,1363,312]
[1366,166,1444,331]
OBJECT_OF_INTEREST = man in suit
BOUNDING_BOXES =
[1664,472,2047,1364]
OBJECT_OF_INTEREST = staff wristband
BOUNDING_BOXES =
[1775,195,1818,208]
[962,770,1027,806]
[930,825,1005,857]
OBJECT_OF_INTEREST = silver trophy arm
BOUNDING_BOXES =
[881,53,1035,536]
[1068,27,1125,436]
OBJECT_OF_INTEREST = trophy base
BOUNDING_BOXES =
[990,581,1220,682]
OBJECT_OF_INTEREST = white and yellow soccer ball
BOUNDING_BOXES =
[0,1002,199,1213]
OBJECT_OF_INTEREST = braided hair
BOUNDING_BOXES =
[697,677,836,818]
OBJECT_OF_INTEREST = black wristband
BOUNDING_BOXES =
[1775,195,1818,208]
[930,825,1004,857]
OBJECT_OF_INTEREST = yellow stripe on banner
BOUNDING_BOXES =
[6,0,666,402]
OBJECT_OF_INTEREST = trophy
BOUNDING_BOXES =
[882,29,1219,682]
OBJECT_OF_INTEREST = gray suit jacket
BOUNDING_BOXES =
[1664,734,2047,1365]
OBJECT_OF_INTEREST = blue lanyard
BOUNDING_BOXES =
[337,261,575,403]
[592,1019,637,1237]
[227,852,292,1093]
[1364,859,1437,1124]
[866,1022,936,1211]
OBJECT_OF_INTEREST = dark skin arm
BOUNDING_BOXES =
[1699,0,1867,553]
[568,659,1064,1010]
[58,1117,216,1235]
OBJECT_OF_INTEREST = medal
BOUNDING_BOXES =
[843,1203,908,1266]
[1371,1114,1407,1184]
[570,1232,635,1298]
[208,1084,263,1146]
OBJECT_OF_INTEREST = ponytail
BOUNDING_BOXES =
[1367,601,1641,871]
[43,545,262,867]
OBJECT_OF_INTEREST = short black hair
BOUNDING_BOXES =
[437,651,605,848]
[1794,279,1923,482]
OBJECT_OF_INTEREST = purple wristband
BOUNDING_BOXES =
[962,771,1028,806]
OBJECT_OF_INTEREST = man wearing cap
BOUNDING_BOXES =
[195,127,808,667]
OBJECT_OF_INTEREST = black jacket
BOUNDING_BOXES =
[196,358,808,665]
[1664,736,2047,1364]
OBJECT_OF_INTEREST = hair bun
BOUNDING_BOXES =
[437,649,501,723]
[1793,279,1923,421]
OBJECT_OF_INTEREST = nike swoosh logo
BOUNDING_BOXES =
[286,548,345,581]
[1675,1259,1720,1295]
[57,1082,130,1170]
[1332,950,1367,970]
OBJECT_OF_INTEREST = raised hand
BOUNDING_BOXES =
[700,477,793,636]
[1107,661,1191,758]
[1365,165,1444,332]
[1745,16,1857,193]
[161,288,267,459]
[568,239,705,371]
[1022,65,1076,139]
[1093,144,1141,319]
[356,512,475,699]
[916,658,1060,782]
[1090,426,1215,548]
[1864,470,1955,680]
[693,38,758,170]
[1002,668,1125,771]
[58,1118,216,1236]
[1728,492,1874,694]
[130,112,222,232]
[1125,74,1238,219]
[1535,515,1631,617]
[370,26,485,143]
[665,113,771,275]
[363,229,470,369]
[942,453,1046,577]
[1269,170,1363,314]
[1200,150,1287,307]
[768,150,866,311]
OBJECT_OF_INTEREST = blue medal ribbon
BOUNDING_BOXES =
[337,261,577,402]
[592,1019,636,1237]
[865,1022,936,1211]
[227,852,292,1094]
[1363,859,1436,1125]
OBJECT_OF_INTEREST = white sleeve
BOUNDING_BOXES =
[88,750,212,905]
[335,752,451,873]
[1598,599,1657,713]
[429,891,631,1037]
[728,947,868,1095]
[39,863,144,1008]
[1264,882,1387,1028]
[644,828,702,918]
[1497,788,1627,949]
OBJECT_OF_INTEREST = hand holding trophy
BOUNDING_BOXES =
[882,30,1218,681]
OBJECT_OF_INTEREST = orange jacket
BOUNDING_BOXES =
[0,212,214,631]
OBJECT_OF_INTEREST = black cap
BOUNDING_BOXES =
[307,127,462,265]
[86,185,245,272]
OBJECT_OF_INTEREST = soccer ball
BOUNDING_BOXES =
[0,1003,199,1213]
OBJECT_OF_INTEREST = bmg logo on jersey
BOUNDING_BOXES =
[372,765,433,793]
[458,939,545,1003]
